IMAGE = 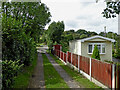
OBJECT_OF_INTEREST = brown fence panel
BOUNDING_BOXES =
[57,50,59,57]
[57,50,58,56]
[68,52,71,63]
[62,52,64,61]
[56,50,57,56]
[64,53,66,62]
[76,55,78,67]
[91,59,112,88]
[72,54,75,66]
[61,51,63,60]
[79,56,82,70]
[79,56,89,75]
[56,50,58,56]
[72,54,78,67]
[58,50,60,58]
[55,50,57,56]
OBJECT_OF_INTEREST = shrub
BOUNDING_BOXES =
[115,41,120,58]
[2,60,23,89]
[91,45,100,60]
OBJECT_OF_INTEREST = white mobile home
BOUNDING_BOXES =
[69,35,115,61]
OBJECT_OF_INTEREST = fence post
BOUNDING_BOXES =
[71,53,72,65]
[78,55,80,72]
[112,64,116,89]
[60,45,62,51]
[90,57,92,81]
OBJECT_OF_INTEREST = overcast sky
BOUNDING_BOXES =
[42,0,118,34]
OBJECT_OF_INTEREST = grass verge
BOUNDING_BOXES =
[50,54,103,89]
[42,53,69,88]
[12,54,37,88]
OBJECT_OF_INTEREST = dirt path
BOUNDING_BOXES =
[45,53,83,88]
[28,53,45,89]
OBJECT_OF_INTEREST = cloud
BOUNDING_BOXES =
[80,2,94,7]
[66,20,79,28]
[76,16,89,20]
[43,0,118,33]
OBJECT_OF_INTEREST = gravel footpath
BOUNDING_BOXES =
[28,53,45,89]
[45,53,83,88]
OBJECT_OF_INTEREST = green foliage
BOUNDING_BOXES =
[47,39,53,51]
[112,43,115,57]
[99,32,120,59]
[42,54,69,88]
[41,30,48,44]
[13,54,37,88]
[2,2,51,88]
[80,34,87,39]
[2,2,51,65]
[2,11,36,66]
[91,45,101,60]
[102,1,120,18]
[64,29,75,35]
[76,29,88,35]
[47,21,64,43]
[47,21,64,50]
[115,41,120,58]
[2,60,23,89]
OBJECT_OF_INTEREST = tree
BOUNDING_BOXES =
[47,21,64,45]
[115,41,120,58]
[87,31,98,37]
[2,2,51,64]
[99,32,105,36]
[91,45,101,60]
[106,32,113,38]
[112,43,115,57]
[2,2,51,43]
[2,2,51,88]
[76,29,88,35]
[64,29,75,34]
[80,34,87,39]
[102,0,120,18]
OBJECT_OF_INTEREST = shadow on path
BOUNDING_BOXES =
[28,53,45,89]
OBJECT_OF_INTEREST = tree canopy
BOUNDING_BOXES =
[102,0,120,18]
[2,2,51,88]
[2,2,51,63]
[47,21,64,43]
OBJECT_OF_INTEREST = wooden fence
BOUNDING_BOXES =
[53,49,120,89]
[91,59,112,88]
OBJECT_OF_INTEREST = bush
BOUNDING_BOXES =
[2,60,23,89]
[115,41,120,58]
[91,45,100,60]
[2,15,37,66]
